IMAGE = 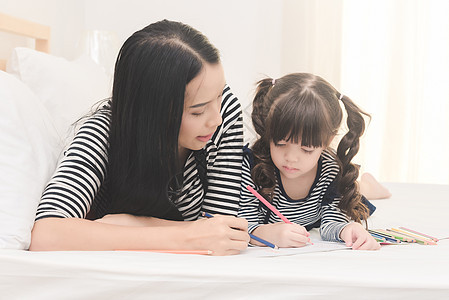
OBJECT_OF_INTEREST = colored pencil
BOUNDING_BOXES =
[202,212,279,250]
[392,228,437,245]
[389,228,437,245]
[116,250,213,255]
[373,229,407,241]
[368,230,401,243]
[246,185,292,224]
[385,229,416,243]
[399,227,439,242]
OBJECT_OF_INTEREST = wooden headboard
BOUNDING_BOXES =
[0,13,50,71]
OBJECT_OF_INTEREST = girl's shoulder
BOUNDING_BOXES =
[242,144,254,169]
[320,148,339,172]
[314,148,340,188]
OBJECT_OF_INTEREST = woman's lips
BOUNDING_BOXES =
[197,133,213,142]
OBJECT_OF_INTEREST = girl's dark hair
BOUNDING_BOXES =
[251,73,370,223]
[107,20,220,219]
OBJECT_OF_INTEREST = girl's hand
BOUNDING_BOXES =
[183,215,250,256]
[340,222,381,250]
[252,222,310,248]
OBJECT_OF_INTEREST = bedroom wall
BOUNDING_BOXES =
[0,0,84,59]
[0,0,287,144]
[82,0,284,143]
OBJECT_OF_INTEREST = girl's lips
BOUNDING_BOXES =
[197,133,213,142]
[283,166,299,173]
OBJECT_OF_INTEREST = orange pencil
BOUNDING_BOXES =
[116,250,213,255]
[390,228,437,245]
[399,227,439,242]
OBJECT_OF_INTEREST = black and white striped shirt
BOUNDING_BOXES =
[35,86,243,221]
[238,147,350,242]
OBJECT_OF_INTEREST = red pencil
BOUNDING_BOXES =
[246,185,292,224]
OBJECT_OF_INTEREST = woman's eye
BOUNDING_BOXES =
[191,111,205,116]
[275,143,286,147]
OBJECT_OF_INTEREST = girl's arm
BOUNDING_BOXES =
[339,222,380,250]
[238,155,310,248]
[321,199,380,250]
[30,215,250,255]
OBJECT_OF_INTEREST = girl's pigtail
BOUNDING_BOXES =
[336,95,370,223]
[251,78,277,201]
[251,78,274,136]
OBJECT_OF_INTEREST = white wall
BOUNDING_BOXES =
[281,0,343,88]
[82,0,284,143]
[0,0,84,59]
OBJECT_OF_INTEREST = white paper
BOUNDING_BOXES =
[240,240,351,257]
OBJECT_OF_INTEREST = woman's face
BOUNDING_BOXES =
[179,62,225,153]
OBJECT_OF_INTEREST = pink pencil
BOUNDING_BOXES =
[399,227,439,242]
[246,185,292,224]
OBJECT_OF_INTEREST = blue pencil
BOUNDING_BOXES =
[202,212,279,250]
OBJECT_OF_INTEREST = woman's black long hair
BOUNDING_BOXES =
[107,20,220,220]
[251,73,370,223]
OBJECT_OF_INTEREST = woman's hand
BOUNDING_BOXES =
[340,222,381,250]
[252,222,310,248]
[183,215,250,256]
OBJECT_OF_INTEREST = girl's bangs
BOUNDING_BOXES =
[269,94,333,147]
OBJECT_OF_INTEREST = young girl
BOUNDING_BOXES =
[30,20,249,255]
[238,73,380,250]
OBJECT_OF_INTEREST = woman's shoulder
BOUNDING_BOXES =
[79,102,112,130]
[220,85,241,119]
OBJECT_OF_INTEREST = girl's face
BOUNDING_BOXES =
[179,62,225,153]
[270,139,324,181]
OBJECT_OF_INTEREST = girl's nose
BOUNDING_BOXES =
[285,148,298,162]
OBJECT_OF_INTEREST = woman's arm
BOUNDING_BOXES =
[30,215,250,255]
[237,155,263,233]
[95,214,191,227]
[202,86,244,216]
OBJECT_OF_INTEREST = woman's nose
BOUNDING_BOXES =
[207,101,222,128]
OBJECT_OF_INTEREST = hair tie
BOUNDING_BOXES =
[272,78,276,86]
[339,93,344,101]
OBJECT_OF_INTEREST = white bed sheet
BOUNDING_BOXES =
[1,182,448,300]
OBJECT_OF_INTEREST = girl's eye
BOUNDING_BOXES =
[302,148,314,153]
[275,143,286,147]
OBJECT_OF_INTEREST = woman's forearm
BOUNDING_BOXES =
[30,217,187,251]
[94,213,192,227]
[29,215,250,255]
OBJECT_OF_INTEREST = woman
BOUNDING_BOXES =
[30,20,249,256]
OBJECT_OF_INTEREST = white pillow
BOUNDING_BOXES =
[7,47,111,139]
[0,71,61,249]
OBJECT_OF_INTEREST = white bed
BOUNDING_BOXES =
[1,14,448,300]
[1,182,448,299]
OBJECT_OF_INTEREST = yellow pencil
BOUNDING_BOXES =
[390,228,437,245]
